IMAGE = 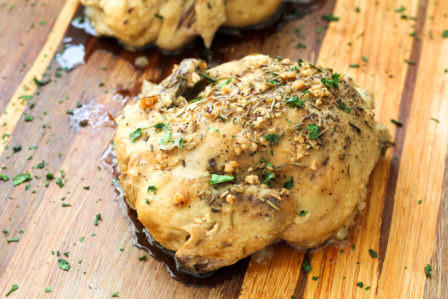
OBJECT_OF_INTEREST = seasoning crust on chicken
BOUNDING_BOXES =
[81,0,283,51]
[114,54,391,273]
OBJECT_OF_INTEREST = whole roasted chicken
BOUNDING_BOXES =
[81,0,283,50]
[114,55,391,273]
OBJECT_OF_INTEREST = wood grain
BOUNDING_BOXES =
[0,0,447,298]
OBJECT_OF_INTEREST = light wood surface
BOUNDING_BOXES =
[0,0,447,298]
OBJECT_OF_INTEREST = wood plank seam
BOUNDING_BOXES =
[377,0,429,280]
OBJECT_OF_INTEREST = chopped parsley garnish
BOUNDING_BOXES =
[58,258,71,271]
[24,115,34,122]
[154,13,164,19]
[267,79,281,86]
[178,138,184,149]
[306,123,320,140]
[5,284,19,297]
[147,185,157,194]
[299,210,308,217]
[61,203,71,207]
[45,287,51,293]
[321,73,341,88]
[285,96,305,108]
[13,173,32,186]
[264,133,279,144]
[112,292,119,297]
[368,249,378,258]
[209,174,234,185]
[263,171,274,184]
[154,123,168,132]
[362,56,368,62]
[356,282,364,288]
[431,117,440,123]
[404,59,415,66]
[199,73,217,82]
[94,213,102,226]
[302,260,312,272]
[0,173,10,181]
[395,6,406,13]
[7,237,19,243]
[425,264,432,277]
[390,119,403,127]
[33,76,51,86]
[283,177,294,190]
[12,145,22,153]
[443,30,448,38]
[159,129,172,144]
[322,14,339,22]
[19,95,33,101]
[139,255,148,261]
[349,64,360,68]
[129,128,142,143]
[217,77,232,88]
[312,276,319,281]
[260,158,274,169]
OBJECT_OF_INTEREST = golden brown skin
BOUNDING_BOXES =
[114,55,391,273]
[81,0,283,50]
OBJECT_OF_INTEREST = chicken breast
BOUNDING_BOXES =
[81,0,283,51]
[114,54,391,273]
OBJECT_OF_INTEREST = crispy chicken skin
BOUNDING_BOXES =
[81,0,283,51]
[114,55,391,273]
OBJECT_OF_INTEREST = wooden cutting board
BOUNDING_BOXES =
[0,0,447,298]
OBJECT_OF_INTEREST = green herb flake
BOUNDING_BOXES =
[58,258,71,271]
[264,133,279,144]
[404,59,415,66]
[45,287,51,293]
[425,264,432,277]
[154,123,168,132]
[356,282,364,288]
[129,128,142,143]
[33,76,51,86]
[24,115,34,122]
[306,123,320,140]
[349,64,360,68]
[321,73,341,88]
[112,292,119,297]
[13,173,32,186]
[285,96,305,108]
[263,171,274,184]
[322,14,339,22]
[302,261,312,272]
[362,56,368,62]
[199,73,217,82]
[443,30,448,38]
[390,119,403,127]
[368,248,378,258]
[395,6,406,13]
[209,174,234,185]
[19,95,33,101]
[299,210,308,217]
[418,200,422,205]
[80,236,85,242]
[365,286,371,291]
[139,255,148,261]
[283,177,294,190]
[312,276,319,281]
[94,213,102,226]
[0,173,10,181]
[61,203,71,207]
[7,237,19,243]
[430,117,440,123]
[5,284,19,297]
[154,13,164,19]
[159,130,172,144]
[217,77,232,88]
[178,138,184,149]
[147,186,157,194]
